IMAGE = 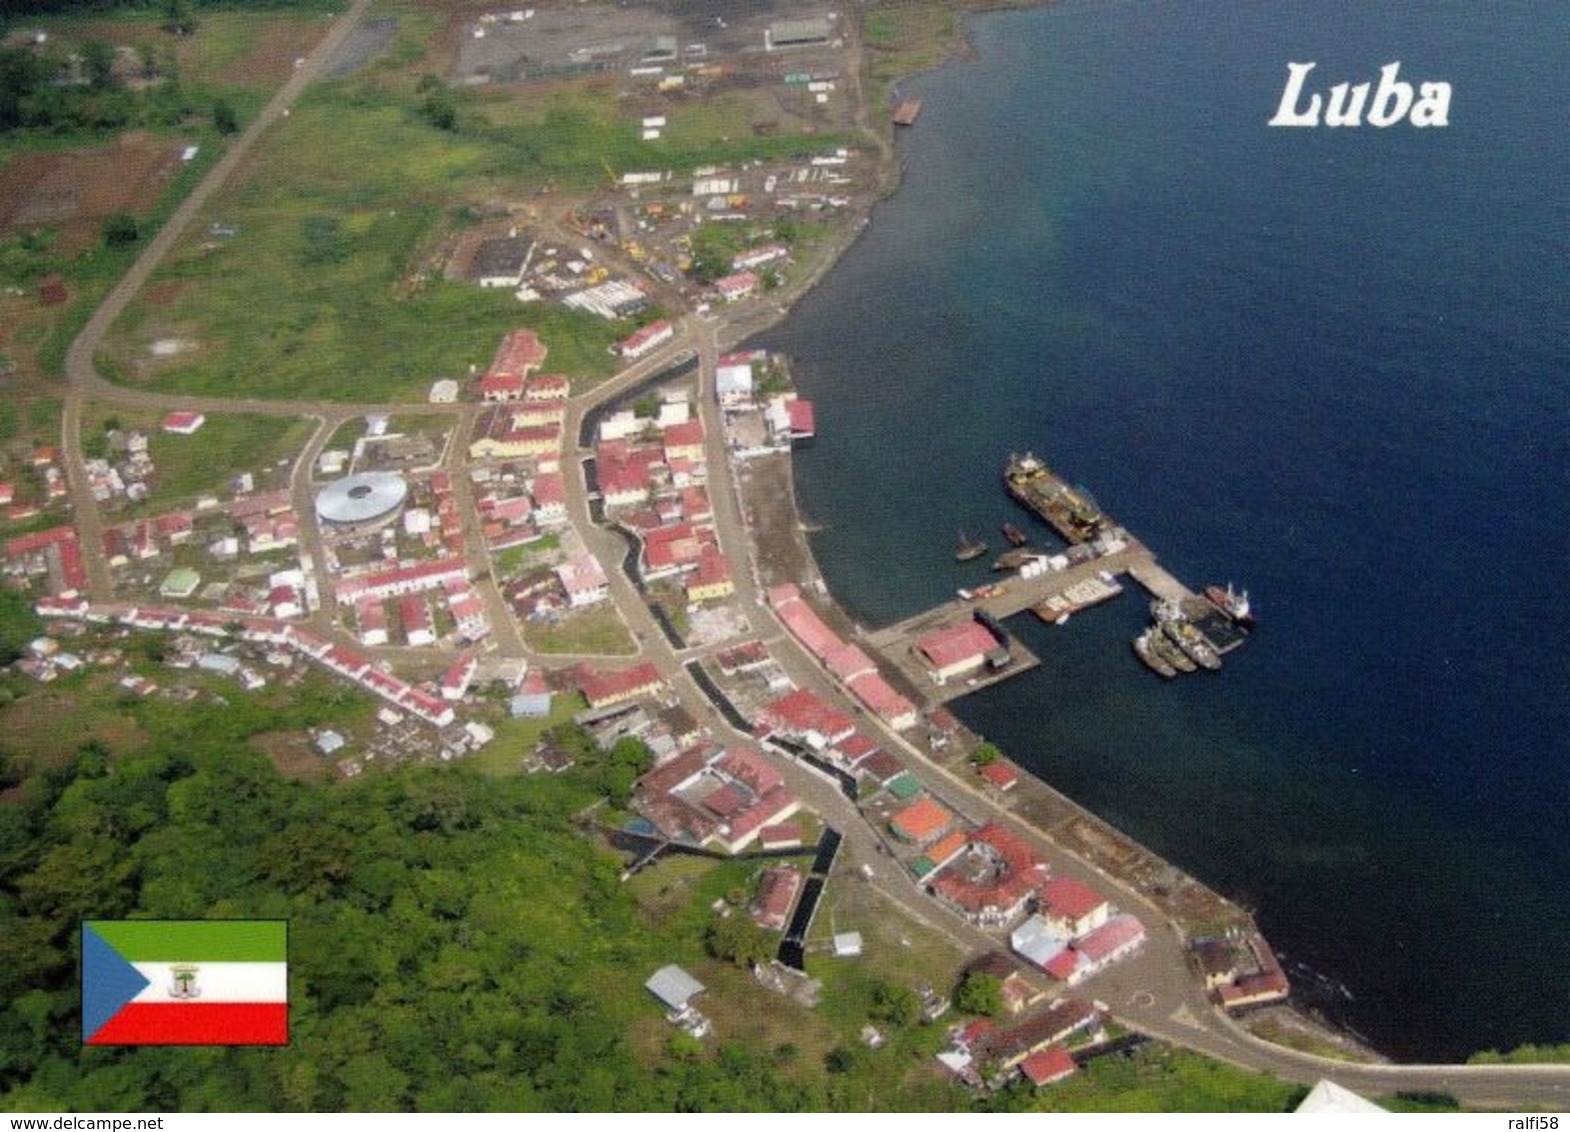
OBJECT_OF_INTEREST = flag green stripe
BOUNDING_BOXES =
[87,920,286,962]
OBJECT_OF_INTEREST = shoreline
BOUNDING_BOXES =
[712,5,1387,1066]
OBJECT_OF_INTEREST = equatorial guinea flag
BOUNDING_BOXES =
[82,920,288,1045]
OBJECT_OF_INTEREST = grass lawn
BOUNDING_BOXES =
[522,602,637,656]
[465,690,584,777]
[493,532,560,579]
[1030,1044,1307,1113]
[97,78,636,404]
[82,405,314,512]
[0,671,150,771]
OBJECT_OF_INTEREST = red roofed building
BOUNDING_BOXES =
[484,329,547,388]
[890,797,954,846]
[717,747,784,795]
[846,672,919,731]
[753,865,803,931]
[620,319,674,359]
[556,553,609,607]
[718,787,800,854]
[685,547,734,603]
[1040,876,1111,939]
[916,620,1004,683]
[929,821,1049,927]
[833,730,881,770]
[759,822,802,850]
[335,557,469,605]
[525,373,570,401]
[785,399,816,439]
[923,829,970,873]
[4,525,87,595]
[969,1000,1100,1069]
[1074,913,1146,969]
[661,420,705,463]
[478,372,525,402]
[978,761,1020,792]
[162,411,206,434]
[823,642,877,683]
[642,522,711,577]
[1019,1047,1078,1088]
[755,688,855,750]
[599,443,663,509]
[578,661,664,709]
[532,473,567,523]
[771,587,844,661]
[715,270,759,302]
[679,485,712,522]
[441,652,478,701]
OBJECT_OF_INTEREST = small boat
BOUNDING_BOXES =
[956,531,987,562]
[1002,522,1028,547]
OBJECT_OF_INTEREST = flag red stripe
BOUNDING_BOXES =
[86,1002,288,1045]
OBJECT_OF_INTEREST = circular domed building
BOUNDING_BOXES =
[314,471,409,534]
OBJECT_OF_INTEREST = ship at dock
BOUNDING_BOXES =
[1004,451,1106,544]
[1205,582,1255,628]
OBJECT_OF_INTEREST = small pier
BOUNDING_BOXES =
[1125,559,1197,604]
[866,544,1156,656]
[854,447,1241,703]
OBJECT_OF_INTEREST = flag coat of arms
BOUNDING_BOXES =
[82,920,288,1045]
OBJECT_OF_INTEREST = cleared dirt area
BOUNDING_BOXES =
[0,134,184,253]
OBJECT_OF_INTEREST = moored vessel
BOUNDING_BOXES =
[1134,627,1177,678]
[1002,522,1028,547]
[1205,582,1255,628]
[956,531,987,562]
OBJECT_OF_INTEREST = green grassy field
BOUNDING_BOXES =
[522,603,637,657]
[82,405,314,512]
[465,690,585,778]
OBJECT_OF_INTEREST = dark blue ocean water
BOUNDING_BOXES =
[753,0,1570,1063]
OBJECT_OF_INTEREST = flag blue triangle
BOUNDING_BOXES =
[82,924,151,1042]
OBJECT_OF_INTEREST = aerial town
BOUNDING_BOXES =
[3,0,1553,1115]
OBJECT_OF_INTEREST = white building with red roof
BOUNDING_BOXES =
[525,374,570,401]
[715,270,760,302]
[478,372,526,402]
[916,620,1004,683]
[578,661,665,710]
[661,420,705,464]
[531,473,567,524]
[1039,876,1111,939]
[846,672,919,731]
[1019,1047,1078,1088]
[441,652,479,701]
[162,411,206,434]
[755,688,856,750]
[620,319,674,359]
[556,553,610,608]
[684,547,734,603]
[335,557,469,605]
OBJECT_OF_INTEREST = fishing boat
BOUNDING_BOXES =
[956,531,987,562]
[1002,522,1028,547]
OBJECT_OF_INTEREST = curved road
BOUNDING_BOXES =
[50,0,1570,1109]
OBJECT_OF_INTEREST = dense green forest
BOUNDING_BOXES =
[0,704,818,1109]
